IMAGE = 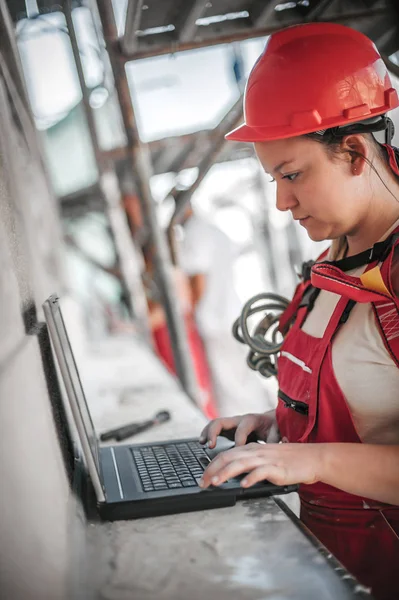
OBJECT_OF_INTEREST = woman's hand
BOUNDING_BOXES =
[199,411,278,449]
[198,442,325,489]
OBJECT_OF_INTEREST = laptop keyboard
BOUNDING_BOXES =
[131,441,210,492]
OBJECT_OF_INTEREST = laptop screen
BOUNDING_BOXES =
[43,295,102,483]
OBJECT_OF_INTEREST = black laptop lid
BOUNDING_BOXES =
[43,295,105,502]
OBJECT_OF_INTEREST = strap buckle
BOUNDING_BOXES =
[301,260,315,282]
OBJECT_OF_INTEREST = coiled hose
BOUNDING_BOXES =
[232,293,290,378]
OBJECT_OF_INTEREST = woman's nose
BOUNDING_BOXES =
[276,184,298,212]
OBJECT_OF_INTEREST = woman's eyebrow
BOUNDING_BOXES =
[272,160,294,173]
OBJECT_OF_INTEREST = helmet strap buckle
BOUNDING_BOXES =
[385,117,395,145]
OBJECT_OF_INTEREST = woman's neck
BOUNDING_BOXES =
[346,182,399,256]
[346,213,399,256]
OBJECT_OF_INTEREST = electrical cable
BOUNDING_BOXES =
[232,292,290,378]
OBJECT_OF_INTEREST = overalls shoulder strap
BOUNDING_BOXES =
[374,232,399,367]
[278,249,329,335]
[311,228,399,367]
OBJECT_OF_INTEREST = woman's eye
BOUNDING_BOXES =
[282,172,299,182]
[268,176,276,183]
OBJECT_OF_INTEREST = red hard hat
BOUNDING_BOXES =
[226,23,399,143]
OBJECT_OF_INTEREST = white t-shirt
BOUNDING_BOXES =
[301,222,399,444]
[179,215,242,338]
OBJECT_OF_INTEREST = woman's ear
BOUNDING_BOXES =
[341,134,369,176]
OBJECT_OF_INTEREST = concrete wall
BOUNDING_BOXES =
[0,4,86,598]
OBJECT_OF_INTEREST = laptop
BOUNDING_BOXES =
[43,294,298,521]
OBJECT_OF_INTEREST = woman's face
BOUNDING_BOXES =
[254,136,368,242]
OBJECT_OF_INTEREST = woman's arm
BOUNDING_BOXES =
[320,443,399,505]
[189,273,206,308]
[199,441,399,506]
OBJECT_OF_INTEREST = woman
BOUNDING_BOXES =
[198,22,399,600]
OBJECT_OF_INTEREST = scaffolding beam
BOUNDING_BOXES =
[63,0,151,341]
[119,7,392,62]
[178,0,209,43]
[96,0,201,406]
[168,94,244,228]
[121,0,144,56]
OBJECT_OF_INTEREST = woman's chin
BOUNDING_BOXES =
[305,224,329,242]
[308,232,325,242]
[299,217,333,242]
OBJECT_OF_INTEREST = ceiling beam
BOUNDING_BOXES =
[167,93,244,227]
[103,133,252,175]
[252,1,283,28]
[368,21,399,56]
[178,0,209,43]
[121,6,392,62]
[59,184,105,217]
[305,0,336,21]
[121,0,144,56]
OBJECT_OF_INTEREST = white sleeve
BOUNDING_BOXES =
[179,221,212,275]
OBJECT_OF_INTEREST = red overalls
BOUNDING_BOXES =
[276,244,399,600]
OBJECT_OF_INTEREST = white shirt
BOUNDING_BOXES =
[179,215,242,338]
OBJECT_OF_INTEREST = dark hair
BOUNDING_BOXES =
[307,113,398,171]
[305,129,399,190]
[310,129,399,171]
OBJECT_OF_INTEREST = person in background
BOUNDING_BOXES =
[123,192,217,418]
[142,243,217,419]
[199,23,399,600]
[179,204,275,417]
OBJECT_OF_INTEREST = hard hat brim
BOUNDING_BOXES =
[225,123,263,142]
[224,121,326,142]
[225,104,399,143]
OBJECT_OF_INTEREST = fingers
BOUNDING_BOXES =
[199,414,260,449]
[199,416,240,449]
[198,443,291,489]
[241,464,287,488]
[199,442,315,490]
[199,444,259,488]
[234,416,258,446]
[200,455,265,489]
[266,421,281,444]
